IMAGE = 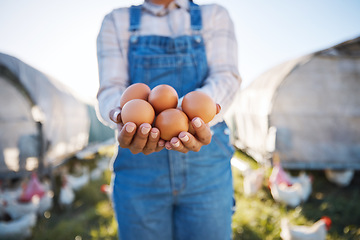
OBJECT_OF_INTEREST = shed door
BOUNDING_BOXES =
[0,75,39,176]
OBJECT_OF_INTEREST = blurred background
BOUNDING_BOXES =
[0,0,360,240]
[1,0,360,100]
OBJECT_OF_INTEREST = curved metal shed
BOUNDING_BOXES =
[229,36,360,169]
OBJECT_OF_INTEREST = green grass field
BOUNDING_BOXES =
[31,149,360,240]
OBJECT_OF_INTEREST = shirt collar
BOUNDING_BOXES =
[143,0,189,16]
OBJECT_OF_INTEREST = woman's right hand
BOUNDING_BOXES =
[109,108,165,155]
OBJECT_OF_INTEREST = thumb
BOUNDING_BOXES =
[109,107,122,123]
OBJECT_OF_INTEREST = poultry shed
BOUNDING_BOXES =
[228,36,360,170]
[0,52,113,180]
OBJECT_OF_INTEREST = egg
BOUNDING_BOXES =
[120,83,151,108]
[155,109,189,141]
[121,99,155,127]
[148,84,178,114]
[181,91,217,123]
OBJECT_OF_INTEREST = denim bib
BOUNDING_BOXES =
[113,1,234,175]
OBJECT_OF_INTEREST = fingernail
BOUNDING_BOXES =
[158,141,165,147]
[150,131,158,139]
[193,118,202,128]
[125,124,135,133]
[171,140,180,148]
[141,126,151,135]
[179,134,189,142]
[113,110,120,121]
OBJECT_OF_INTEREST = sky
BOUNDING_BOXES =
[0,0,359,102]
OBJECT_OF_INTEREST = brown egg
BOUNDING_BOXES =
[148,84,178,115]
[120,83,151,108]
[121,99,155,127]
[181,91,216,123]
[155,109,189,141]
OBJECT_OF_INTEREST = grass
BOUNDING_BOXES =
[30,149,360,239]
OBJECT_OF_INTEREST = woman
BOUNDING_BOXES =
[96,0,241,239]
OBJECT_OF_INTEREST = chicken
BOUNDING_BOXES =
[288,172,312,202]
[324,169,354,187]
[59,175,75,208]
[66,166,90,191]
[100,184,112,200]
[269,163,292,186]
[0,212,37,240]
[269,160,312,206]
[37,190,53,215]
[280,217,332,240]
[0,185,23,218]
[19,172,45,202]
[243,168,265,197]
[0,184,23,202]
[2,196,40,220]
[270,182,303,208]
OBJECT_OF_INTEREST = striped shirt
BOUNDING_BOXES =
[96,0,241,128]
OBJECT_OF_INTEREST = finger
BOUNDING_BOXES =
[143,127,161,155]
[109,107,122,123]
[129,123,152,154]
[165,141,172,150]
[191,117,212,145]
[170,137,188,153]
[216,103,221,115]
[179,131,201,152]
[156,139,165,151]
[118,122,136,148]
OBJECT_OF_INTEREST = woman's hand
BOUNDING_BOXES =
[109,108,165,155]
[164,117,212,153]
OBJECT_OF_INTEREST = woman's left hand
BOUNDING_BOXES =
[164,117,212,153]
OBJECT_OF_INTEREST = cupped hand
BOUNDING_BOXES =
[109,108,165,155]
[164,117,212,153]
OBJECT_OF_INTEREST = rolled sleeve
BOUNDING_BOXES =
[199,4,242,126]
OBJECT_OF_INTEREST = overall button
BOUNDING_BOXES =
[130,35,138,43]
[194,36,202,43]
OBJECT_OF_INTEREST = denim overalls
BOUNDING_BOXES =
[112,2,235,240]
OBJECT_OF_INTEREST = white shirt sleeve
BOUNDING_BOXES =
[96,10,129,129]
[198,4,242,126]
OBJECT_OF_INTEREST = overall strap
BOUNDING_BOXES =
[129,5,142,32]
[189,1,202,31]
[129,2,202,32]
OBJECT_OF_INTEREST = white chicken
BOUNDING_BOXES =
[59,175,75,208]
[37,185,54,215]
[270,182,303,208]
[100,184,112,200]
[269,163,312,207]
[269,163,292,186]
[67,166,90,191]
[90,157,110,181]
[0,184,23,202]
[324,169,354,187]
[288,172,312,202]
[280,216,332,240]
[2,196,40,220]
[243,168,265,197]
[0,185,23,218]
[0,212,37,240]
